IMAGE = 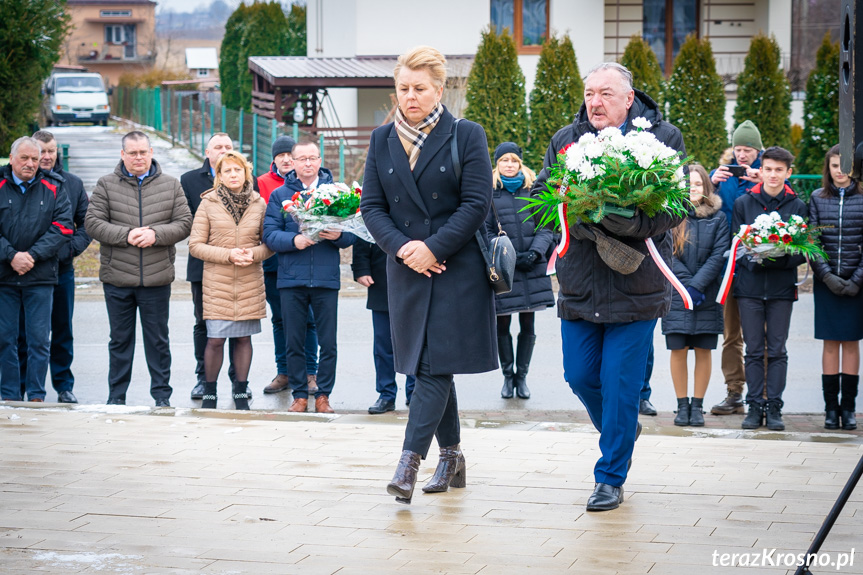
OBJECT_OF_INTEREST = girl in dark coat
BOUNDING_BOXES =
[661,164,730,426]
[361,46,496,504]
[487,142,554,399]
[809,144,863,430]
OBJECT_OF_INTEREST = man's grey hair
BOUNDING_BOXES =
[584,62,634,92]
[10,137,41,157]
[121,130,151,150]
[32,130,56,144]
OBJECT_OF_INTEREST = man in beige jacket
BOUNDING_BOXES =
[85,131,192,406]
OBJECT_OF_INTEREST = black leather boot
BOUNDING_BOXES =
[711,392,745,415]
[422,444,466,493]
[233,381,250,410]
[765,399,785,431]
[513,333,536,399]
[840,373,858,430]
[689,397,705,426]
[386,450,422,504]
[673,397,690,426]
[741,401,764,429]
[823,374,841,429]
[498,335,514,399]
[201,381,217,409]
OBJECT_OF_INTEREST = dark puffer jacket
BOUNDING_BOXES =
[808,182,863,286]
[731,183,808,301]
[532,90,686,323]
[485,186,554,315]
[661,197,730,336]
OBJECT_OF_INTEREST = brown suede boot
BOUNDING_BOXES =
[263,374,290,394]
[307,374,318,394]
[422,445,466,493]
[387,450,422,504]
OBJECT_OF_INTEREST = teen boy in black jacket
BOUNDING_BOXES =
[731,146,807,431]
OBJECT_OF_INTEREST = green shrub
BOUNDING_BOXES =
[797,33,839,174]
[733,33,792,149]
[464,26,528,160]
[666,34,727,167]
[525,34,583,170]
[620,34,664,104]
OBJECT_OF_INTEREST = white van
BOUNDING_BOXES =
[43,73,111,126]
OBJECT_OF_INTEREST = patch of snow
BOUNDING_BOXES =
[224,427,243,434]
[32,551,142,573]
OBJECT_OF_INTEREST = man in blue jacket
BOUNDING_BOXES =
[263,141,355,414]
[0,137,73,402]
[709,120,763,416]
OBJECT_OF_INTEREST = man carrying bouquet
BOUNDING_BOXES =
[263,141,356,414]
[731,146,807,431]
[532,62,686,512]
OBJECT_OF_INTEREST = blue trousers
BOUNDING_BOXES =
[0,285,53,401]
[265,272,318,375]
[561,318,656,487]
[372,310,415,403]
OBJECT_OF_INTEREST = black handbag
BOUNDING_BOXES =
[451,119,516,294]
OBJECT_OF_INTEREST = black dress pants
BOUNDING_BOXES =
[280,286,337,398]
[738,297,794,405]
[402,345,460,458]
[104,283,172,402]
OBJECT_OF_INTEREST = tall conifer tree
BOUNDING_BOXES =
[620,34,664,103]
[733,33,792,149]
[219,2,247,110]
[797,33,839,174]
[526,34,583,170]
[666,34,727,167]
[464,27,528,159]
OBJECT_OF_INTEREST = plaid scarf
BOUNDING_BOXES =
[394,102,444,170]
[215,182,252,225]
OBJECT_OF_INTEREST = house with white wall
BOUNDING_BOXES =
[251,1,800,142]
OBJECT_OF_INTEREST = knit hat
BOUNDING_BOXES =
[272,135,296,159]
[732,120,763,150]
[494,142,523,164]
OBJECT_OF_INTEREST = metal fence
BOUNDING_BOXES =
[112,86,368,183]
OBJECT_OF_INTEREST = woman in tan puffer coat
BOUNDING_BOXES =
[189,151,273,409]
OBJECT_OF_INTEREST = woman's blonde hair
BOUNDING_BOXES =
[213,150,254,191]
[393,46,447,88]
[492,153,536,190]
[673,164,716,256]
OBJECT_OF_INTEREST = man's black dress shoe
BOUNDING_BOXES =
[190,382,205,400]
[586,482,624,511]
[639,398,657,416]
[368,398,396,414]
[106,398,125,405]
[155,398,171,407]
[57,390,78,404]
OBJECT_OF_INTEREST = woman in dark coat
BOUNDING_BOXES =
[360,46,496,504]
[487,142,554,400]
[661,164,729,426]
[809,144,863,431]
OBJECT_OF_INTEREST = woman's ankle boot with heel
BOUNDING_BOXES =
[201,382,218,409]
[387,450,422,504]
[422,445,466,493]
[674,397,690,426]
[689,397,705,426]
[233,381,250,410]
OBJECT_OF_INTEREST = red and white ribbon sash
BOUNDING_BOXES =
[555,203,570,257]
[716,225,749,305]
[645,237,693,310]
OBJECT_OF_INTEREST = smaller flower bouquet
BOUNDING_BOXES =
[735,211,826,263]
[521,116,691,229]
[280,181,375,243]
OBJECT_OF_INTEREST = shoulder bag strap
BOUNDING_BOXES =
[451,119,494,266]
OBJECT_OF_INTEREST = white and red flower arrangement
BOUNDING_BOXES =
[280,181,375,242]
[716,211,826,304]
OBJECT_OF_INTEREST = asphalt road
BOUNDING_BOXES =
[44,124,827,413]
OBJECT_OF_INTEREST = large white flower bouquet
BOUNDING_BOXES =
[522,117,690,228]
[280,181,375,243]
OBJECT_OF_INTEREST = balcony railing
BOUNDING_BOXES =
[77,44,154,63]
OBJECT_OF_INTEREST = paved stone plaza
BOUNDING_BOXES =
[1,404,861,574]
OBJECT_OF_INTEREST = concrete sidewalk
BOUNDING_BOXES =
[1,404,861,574]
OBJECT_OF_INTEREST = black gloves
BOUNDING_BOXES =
[516,250,539,271]
[600,213,640,237]
[823,273,847,296]
[686,286,706,307]
[841,279,861,297]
